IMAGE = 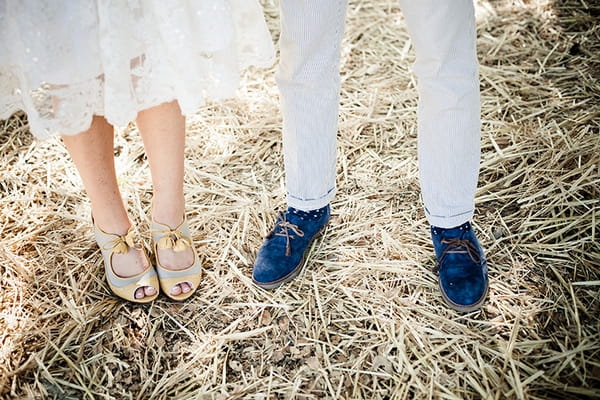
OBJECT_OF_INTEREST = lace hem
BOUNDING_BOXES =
[0,0,275,139]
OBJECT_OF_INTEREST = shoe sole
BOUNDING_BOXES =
[253,224,328,290]
[439,280,489,313]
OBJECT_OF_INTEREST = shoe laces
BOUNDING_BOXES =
[269,212,305,257]
[433,237,481,273]
[103,230,140,255]
[153,227,192,253]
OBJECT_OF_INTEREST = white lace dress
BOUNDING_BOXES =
[0,0,275,139]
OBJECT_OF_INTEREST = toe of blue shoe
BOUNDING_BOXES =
[252,244,303,285]
[439,262,488,311]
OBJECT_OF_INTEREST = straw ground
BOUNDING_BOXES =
[1,0,598,398]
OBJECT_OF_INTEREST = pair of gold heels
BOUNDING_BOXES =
[93,216,202,303]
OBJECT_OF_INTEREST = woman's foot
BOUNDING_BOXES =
[151,212,199,298]
[93,217,158,302]
[154,222,195,296]
[111,241,157,300]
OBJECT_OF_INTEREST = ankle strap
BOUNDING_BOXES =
[94,223,139,254]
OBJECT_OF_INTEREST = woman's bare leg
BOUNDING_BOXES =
[62,116,156,300]
[136,101,194,296]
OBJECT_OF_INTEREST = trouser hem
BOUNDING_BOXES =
[287,187,336,211]
[426,208,474,229]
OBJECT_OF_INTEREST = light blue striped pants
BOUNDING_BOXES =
[278,0,481,229]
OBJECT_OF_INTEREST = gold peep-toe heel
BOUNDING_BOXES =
[151,216,202,301]
[94,221,159,303]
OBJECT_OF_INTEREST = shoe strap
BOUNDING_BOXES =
[105,262,157,289]
[151,217,192,253]
[94,223,140,255]
[156,260,201,279]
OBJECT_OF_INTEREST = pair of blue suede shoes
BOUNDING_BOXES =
[252,205,488,312]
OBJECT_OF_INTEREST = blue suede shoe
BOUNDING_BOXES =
[431,222,489,312]
[253,205,330,289]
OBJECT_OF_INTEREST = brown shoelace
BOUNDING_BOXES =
[433,237,481,273]
[269,213,305,257]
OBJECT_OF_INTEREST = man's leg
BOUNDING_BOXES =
[277,0,348,211]
[252,0,348,288]
[399,0,488,312]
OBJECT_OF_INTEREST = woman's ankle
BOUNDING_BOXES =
[151,198,185,229]
[91,209,132,235]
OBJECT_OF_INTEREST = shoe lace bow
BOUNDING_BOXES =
[269,213,305,257]
[433,237,481,273]
[104,230,139,255]
[154,228,192,253]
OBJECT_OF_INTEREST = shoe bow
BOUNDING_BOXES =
[103,229,139,255]
[270,215,305,257]
[155,228,192,252]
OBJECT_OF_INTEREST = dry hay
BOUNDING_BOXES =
[1,0,598,399]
